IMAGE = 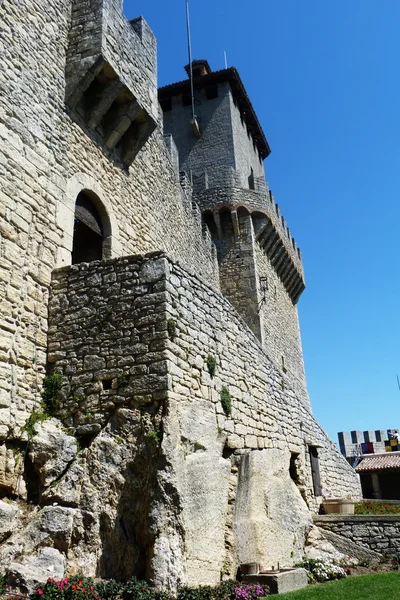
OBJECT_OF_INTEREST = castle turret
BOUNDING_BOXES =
[159,63,306,394]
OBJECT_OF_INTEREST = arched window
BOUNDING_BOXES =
[72,191,109,264]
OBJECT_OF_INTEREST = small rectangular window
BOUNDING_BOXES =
[101,378,113,391]
[182,93,192,106]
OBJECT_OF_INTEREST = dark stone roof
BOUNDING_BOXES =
[158,67,271,160]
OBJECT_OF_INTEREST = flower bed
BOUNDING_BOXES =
[355,500,400,515]
[2,577,267,600]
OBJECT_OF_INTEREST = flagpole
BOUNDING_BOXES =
[186,0,196,122]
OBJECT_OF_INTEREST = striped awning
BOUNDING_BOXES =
[356,455,400,472]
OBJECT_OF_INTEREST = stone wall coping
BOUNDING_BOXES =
[314,514,400,523]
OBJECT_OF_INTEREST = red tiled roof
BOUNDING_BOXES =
[356,454,400,472]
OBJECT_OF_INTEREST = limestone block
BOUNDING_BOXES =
[0,443,24,496]
[0,500,19,542]
[7,547,66,593]
[173,400,230,586]
[234,448,312,570]
[308,526,381,564]
[29,418,78,488]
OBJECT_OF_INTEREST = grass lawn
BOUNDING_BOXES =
[276,573,400,599]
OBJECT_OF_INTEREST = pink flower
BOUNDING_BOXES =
[38,590,44,595]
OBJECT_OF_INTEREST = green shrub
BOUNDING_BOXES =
[122,577,155,600]
[167,318,177,340]
[220,386,232,416]
[42,373,63,414]
[95,579,123,600]
[22,409,49,437]
[0,574,6,596]
[28,577,267,600]
[206,355,217,378]
[177,582,265,600]
[148,430,161,443]
[177,586,214,600]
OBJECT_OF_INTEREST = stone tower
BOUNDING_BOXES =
[159,61,307,403]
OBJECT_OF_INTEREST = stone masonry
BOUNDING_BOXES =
[0,0,361,592]
[315,515,400,559]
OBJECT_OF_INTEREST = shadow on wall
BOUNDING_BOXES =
[97,412,160,580]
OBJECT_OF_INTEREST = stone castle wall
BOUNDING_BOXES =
[1,252,359,588]
[0,0,218,449]
[315,515,400,559]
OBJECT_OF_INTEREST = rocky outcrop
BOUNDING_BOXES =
[7,547,66,594]
[305,525,381,565]
[0,407,174,588]
[0,500,19,543]
[235,448,313,570]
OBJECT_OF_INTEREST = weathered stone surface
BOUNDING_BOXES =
[0,443,26,498]
[235,448,312,570]
[0,501,19,543]
[29,419,78,489]
[75,423,102,436]
[7,547,66,593]
[305,526,363,565]
[315,515,400,559]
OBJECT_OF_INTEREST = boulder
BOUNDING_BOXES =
[306,525,381,565]
[29,418,77,488]
[0,500,19,542]
[7,547,66,593]
[235,448,313,570]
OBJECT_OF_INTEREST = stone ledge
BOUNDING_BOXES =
[314,514,400,523]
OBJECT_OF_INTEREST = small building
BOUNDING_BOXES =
[355,453,400,500]
[338,429,400,499]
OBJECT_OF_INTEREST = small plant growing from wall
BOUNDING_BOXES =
[220,386,232,416]
[42,373,63,414]
[22,409,49,437]
[148,430,162,443]
[167,318,177,340]
[206,354,217,378]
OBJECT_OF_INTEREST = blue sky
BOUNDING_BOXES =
[124,0,400,444]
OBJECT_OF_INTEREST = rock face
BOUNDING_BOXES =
[305,525,381,564]
[235,449,312,569]
[7,548,66,594]
[0,255,361,592]
[28,419,78,492]
[0,501,19,543]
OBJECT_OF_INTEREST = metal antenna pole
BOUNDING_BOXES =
[186,0,196,122]
[397,375,400,393]
[224,51,228,69]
